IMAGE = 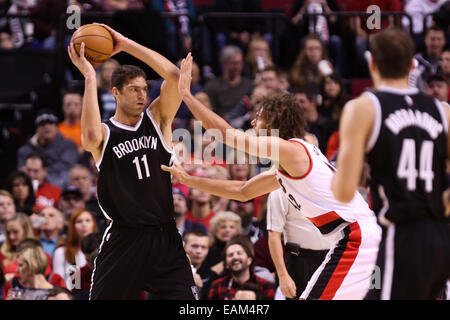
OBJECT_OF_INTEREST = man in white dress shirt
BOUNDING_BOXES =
[267,188,336,299]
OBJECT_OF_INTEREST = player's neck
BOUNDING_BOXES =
[377,77,410,89]
[113,110,142,127]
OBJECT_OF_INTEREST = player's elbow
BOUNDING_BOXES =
[333,187,355,203]
[166,68,180,83]
[331,178,354,203]
[336,192,354,203]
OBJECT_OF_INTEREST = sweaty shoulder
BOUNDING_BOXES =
[344,94,375,116]
[340,94,376,150]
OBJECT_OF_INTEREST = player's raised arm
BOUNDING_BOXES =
[67,42,105,161]
[178,54,304,174]
[162,162,280,202]
[97,23,181,122]
[331,96,374,203]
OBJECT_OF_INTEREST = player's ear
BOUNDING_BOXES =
[111,86,120,98]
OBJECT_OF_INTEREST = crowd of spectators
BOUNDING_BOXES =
[0,0,449,300]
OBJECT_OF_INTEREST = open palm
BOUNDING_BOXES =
[178,52,193,98]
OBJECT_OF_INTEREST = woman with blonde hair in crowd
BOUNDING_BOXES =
[53,209,98,284]
[4,241,54,300]
[289,34,333,90]
[0,213,35,281]
[200,211,242,277]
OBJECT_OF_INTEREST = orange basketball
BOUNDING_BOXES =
[71,24,114,67]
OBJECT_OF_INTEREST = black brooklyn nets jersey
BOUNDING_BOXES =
[365,86,448,224]
[96,109,175,228]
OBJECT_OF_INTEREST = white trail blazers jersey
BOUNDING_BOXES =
[275,138,375,236]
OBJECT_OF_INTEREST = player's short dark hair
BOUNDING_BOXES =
[111,65,146,91]
[258,93,307,140]
[369,27,415,79]
[47,286,75,300]
[235,282,262,300]
[25,151,48,168]
[81,232,102,254]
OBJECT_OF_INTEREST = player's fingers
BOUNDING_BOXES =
[68,43,79,62]
[80,42,85,58]
[67,45,73,60]
[283,289,293,299]
[161,165,172,173]
[289,285,296,298]
[93,22,110,31]
[68,42,75,58]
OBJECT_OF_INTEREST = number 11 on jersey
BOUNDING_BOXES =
[133,154,150,180]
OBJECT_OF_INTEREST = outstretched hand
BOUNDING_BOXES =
[67,42,95,78]
[178,52,193,98]
[93,23,129,56]
[161,161,189,185]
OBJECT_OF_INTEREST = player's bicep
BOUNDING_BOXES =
[156,79,182,122]
[333,98,373,202]
[86,124,107,163]
[82,123,106,154]
[229,130,296,166]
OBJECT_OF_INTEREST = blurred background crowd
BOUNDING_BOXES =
[0,0,450,300]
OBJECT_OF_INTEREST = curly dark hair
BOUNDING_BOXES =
[258,93,307,140]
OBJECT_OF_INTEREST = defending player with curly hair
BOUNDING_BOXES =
[256,93,307,140]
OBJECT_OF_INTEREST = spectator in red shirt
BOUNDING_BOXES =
[207,235,275,300]
[24,152,61,212]
[185,186,215,230]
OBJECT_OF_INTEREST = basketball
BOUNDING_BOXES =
[71,24,114,67]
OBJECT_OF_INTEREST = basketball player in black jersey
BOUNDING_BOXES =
[332,28,450,299]
[67,24,196,300]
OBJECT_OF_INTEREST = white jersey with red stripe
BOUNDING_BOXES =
[275,138,375,236]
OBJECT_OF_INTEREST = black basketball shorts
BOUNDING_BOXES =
[89,221,197,300]
[365,217,450,300]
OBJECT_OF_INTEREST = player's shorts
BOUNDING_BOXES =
[365,217,450,300]
[89,220,197,300]
[284,243,329,299]
[300,215,382,300]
